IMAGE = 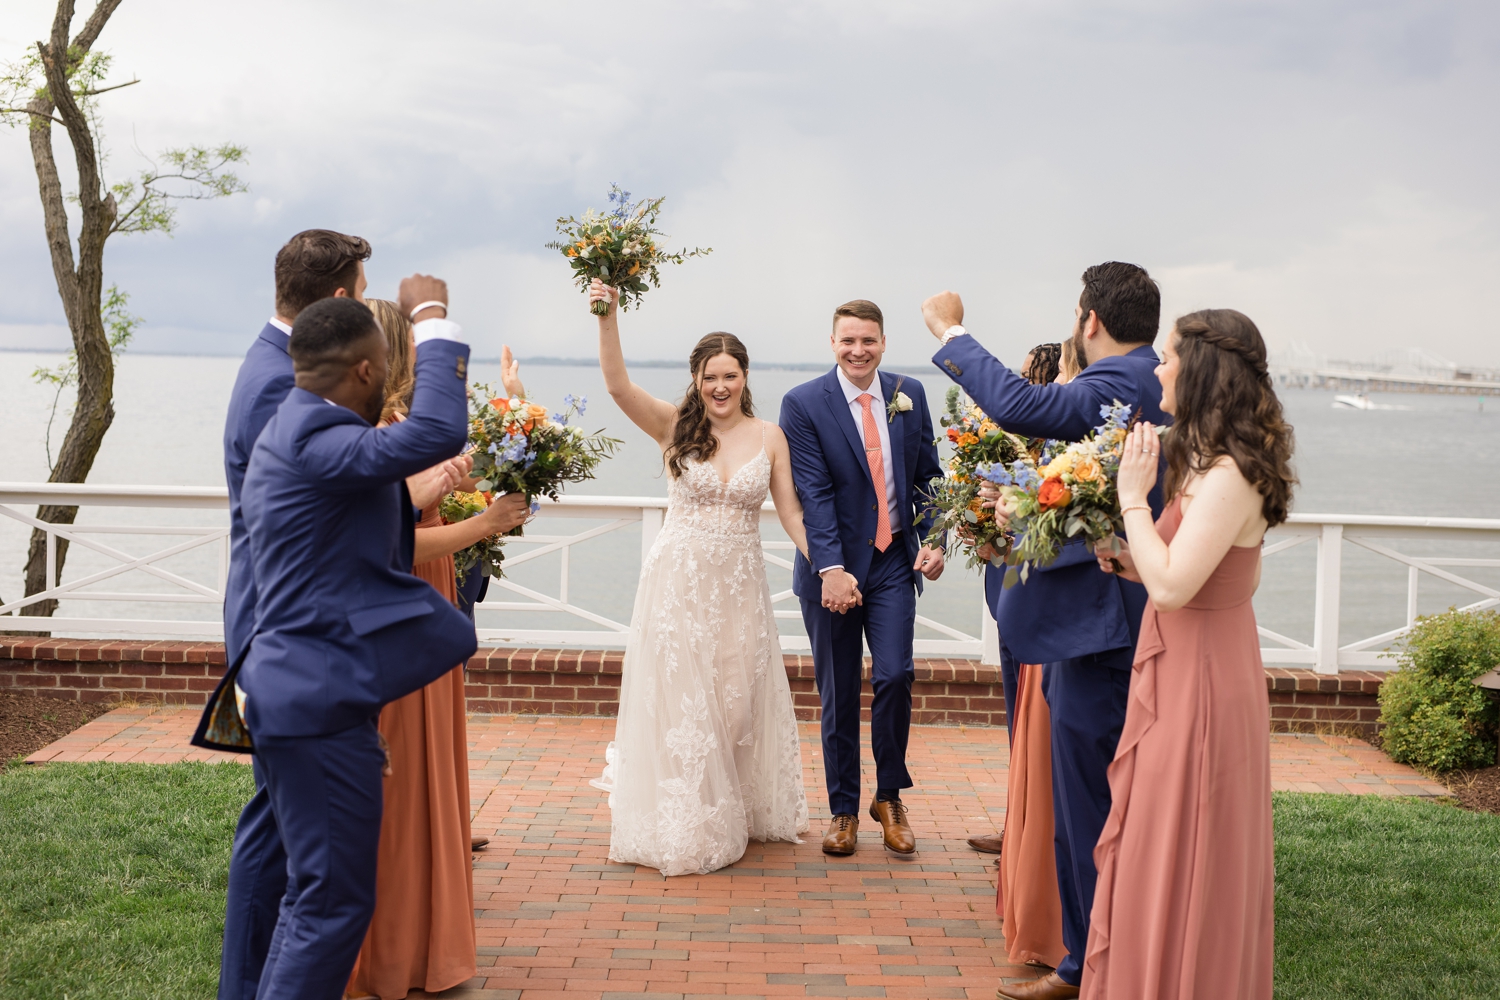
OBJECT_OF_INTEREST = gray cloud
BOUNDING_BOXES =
[2,0,1497,365]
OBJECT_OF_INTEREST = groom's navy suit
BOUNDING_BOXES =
[933,334,1167,988]
[236,334,478,1000]
[780,368,942,816]
[213,321,295,1000]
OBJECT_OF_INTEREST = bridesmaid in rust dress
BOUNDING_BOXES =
[347,301,529,1000]
[1082,309,1295,1000]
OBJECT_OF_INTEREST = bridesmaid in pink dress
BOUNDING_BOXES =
[1082,309,1296,1000]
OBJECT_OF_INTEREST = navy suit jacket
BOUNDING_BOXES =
[932,336,1169,664]
[237,338,477,738]
[222,323,296,666]
[779,368,943,602]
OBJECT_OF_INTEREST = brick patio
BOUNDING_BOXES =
[24,704,1449,999]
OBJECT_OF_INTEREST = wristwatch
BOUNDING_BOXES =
[940,324,967,344]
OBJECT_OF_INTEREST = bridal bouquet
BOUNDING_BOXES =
[448,387,623,582]
[999,401,1137,587]
[921,387,1030,568]
[546,185,712,314]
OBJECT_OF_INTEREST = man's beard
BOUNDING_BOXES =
[361,383,387,424]
[1070,325,1091,372]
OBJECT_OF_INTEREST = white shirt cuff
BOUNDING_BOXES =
[819,564,845,575]
[413,318,465,345]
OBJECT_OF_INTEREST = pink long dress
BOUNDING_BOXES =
[1081,497,1273,1000]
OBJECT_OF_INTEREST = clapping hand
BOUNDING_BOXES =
[501,345,526,400]
[407,454,472,509]
[1117,422,1161,509]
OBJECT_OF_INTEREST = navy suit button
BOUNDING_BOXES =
[867,538,874,546]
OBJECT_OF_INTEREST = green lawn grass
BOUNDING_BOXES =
[2,765,1497,998]
[0,761,253,1000]
[1275,791,1500,998]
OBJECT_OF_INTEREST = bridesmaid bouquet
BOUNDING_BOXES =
[999,401,1137,587]
[921,387,1030,568]
[546,185,712,314]
[447,386,623,582]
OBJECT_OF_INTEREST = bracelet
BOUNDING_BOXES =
[408,300,448,322]
[1121,504,1152,516]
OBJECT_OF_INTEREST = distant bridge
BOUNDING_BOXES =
[1271,365,1498,395]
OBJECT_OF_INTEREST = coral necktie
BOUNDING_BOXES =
[857,393,893,552]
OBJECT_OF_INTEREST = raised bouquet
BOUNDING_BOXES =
[996,401,1136,587]
[547,185,712,315]
[445,387,623,583]
[922,387,1030,568]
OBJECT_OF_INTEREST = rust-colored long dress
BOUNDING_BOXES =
[347,504,476,999]
[996,661,1067,968]
[1081,498,1273,1000]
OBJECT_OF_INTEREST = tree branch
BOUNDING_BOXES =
[0,106,64,124]
[79,76,137,97]
[70,0,124,56]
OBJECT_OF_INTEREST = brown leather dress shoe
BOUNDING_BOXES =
[967,832,1005,854]
[471,836,490,850]
[995,972,1079,999]
[822,814,859,855]
[868,799,916,854]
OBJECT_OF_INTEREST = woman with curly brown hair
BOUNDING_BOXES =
[583,277,810,876]
[1081,309,1295,1000]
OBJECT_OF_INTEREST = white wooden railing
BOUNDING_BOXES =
[2,482,1497,672]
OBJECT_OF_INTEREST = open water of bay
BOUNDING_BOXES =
[1,349,1497,656]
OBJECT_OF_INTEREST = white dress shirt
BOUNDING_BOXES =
[821,367,900,574]
[268,316,292,336]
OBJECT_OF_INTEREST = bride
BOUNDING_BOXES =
[585,278,812,875]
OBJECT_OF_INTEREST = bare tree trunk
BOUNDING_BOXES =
[19,0,124,619]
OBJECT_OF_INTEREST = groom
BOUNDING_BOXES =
[780,299,945,856]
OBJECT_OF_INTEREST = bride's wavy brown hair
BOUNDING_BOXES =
[665,333,755,478]
[1163,309,1297,526]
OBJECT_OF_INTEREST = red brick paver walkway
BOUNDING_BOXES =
[25,706,1451,998]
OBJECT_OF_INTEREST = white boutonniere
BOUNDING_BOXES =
[887,379,913,423]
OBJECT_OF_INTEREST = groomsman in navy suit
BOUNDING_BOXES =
[924,263,1168,1000]
[780,299,946,857]
[206,229,370,1000]
[234,280,478,999]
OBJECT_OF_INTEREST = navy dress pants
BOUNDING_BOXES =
[252,720,385,1000]
[801,540,916,817]
[1042,648,1132,987]
[998,641,1020,751]
[218,756,288,1000]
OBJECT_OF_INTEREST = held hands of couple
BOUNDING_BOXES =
[819,569,863,615]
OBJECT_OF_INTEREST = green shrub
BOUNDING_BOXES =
[1378,608,1500,772]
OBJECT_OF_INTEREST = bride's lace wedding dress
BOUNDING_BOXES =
[591,431,809,875]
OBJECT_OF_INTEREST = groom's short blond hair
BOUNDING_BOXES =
[832,299,883,335]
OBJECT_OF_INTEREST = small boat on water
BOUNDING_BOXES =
[1332,393,1411,411]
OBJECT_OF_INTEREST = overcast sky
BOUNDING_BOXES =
[3,0,1497,367]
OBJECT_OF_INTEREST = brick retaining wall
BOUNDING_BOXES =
[0,639,1388,735]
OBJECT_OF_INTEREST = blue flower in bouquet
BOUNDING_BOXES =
[524,449,538,469]
[1009,460,1041,492]
[977,463,1014,487]
[500,436,529,464]
[529,498,541,514]
[552,412,567,425]
[1099,401,1132,430]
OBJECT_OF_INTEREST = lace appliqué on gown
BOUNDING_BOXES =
[590,444,809,875]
